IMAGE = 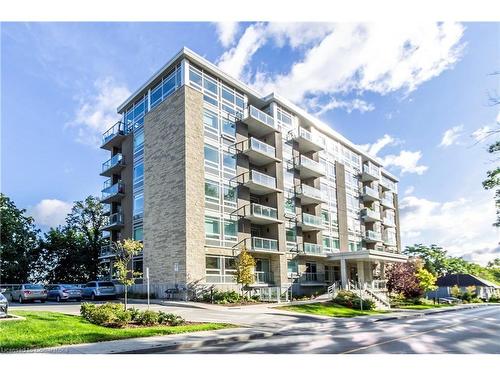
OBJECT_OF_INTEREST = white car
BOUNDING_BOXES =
[0,292,8,318]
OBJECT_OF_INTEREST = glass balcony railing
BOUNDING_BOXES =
[101,181,124,200]
[102,212,124,228]
[250,203,278,220]
[383,235,397,246]
[302,212,323,227]
[365,230,382,242]
[298,127,324,146]
[361,208,381,221]
[301,272,326,283]
[299,155,325,174]
[249,137,276,158]
[102,121,125,146]
[247,105,276,128]
[252,236,278,252]
[381,194,394,208]
[298,184,323,200]
[249,170,276,189]
[363,163,380,179]
[363,186,380,199]
[99,244,114,258]
[303,242,323,255]
[102,153,123,174]
[254,271,274,284]
[383,216,396,226]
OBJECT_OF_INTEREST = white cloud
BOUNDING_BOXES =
[313,97,375,116]
[215,22,240,48]
[245,22,465,106]
[399,193,500,265]
[30,199,73,228]
[404,186,415,195]
[439,124,464,147]
[217,23,268,79]
[381,150,428,175]
[359,134,396,157]
[68,77,130,147]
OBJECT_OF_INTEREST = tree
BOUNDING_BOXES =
[0,194,40,283]
[386,261,422,299]
[113,239,143,310]
[234,246,255,295]
[403,244,449,276]
[34,196,107,283]
[450,285,461,299]
[416,266,437,296]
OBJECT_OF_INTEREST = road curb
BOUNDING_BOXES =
[371,303,490,322]
[114,330,277,354]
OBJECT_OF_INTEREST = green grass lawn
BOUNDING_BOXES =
[277,302,388,318]
[0,311,233,351]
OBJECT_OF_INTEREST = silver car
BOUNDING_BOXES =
[81,281,116,300]
[47,284,82,302]
[10,284,47,303]
[0,292,8,317]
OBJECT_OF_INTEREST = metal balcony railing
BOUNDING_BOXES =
[102,153,124,174]
[250,203,278,220]
[102,121,125,146]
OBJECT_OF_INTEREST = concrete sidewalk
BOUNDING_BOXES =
[20,327,275,354]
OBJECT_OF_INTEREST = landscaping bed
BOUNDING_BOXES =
[277,302,387,318]
[0,310,232,351]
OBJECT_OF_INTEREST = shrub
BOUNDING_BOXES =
[201,290,242,304]
[127,307,141,321]
[488,295,500,303]
[158,311,186,326]
[333,290,375,311]
[470,297,484,304]
[80,302,131,328]
[136,310,159,326]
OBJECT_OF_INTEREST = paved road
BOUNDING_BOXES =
[143,305,500,354]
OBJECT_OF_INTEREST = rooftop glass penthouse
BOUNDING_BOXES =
[99,47,406,295]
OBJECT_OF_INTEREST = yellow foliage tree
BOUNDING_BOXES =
[234,246,256,295]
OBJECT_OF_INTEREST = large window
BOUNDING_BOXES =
[204,144,219,166]
[205,179,219,204]
[205,215,220,240]
[205,255,237,284]
[223,219,237,242]
[133,226,143,242]
[133,193,144,218]
[203,109,218,131]
[222,118,235,138]
[223,152,236,171]
[223,185,237,207]
[133,163,144,185]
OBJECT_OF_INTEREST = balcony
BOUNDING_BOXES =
[301,242,324,256]
[299,272,326,285]
[361,208,381,222]
[362,186,380,201]
[101,181,125,204]
[101,212,124,231]
[364,230,382,243]
[383,236,397,246]
[99,244,115,259]
[381,194,394,208]
[244,203,282,225]
[242,170,280,195]
[251,236,279,252]
[296,184,325,205]
[100,153,125,177]
[379,178,392,191]
[253,271,274,284]
[241,105,277,137]
[361,163,380,181]
[293,127,324,153]
[101,121,126,150]
[102,203,111,216]
[295,155,325,179]
[298,212,323,231]
[383,216,396,227]
[242,138,280,166]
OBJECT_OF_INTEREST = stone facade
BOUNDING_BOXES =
[143,86,204,286]
[334,161,349,252]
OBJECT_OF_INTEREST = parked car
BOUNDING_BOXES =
[47,284,82,302]
[10,284,47,303]
[0,291,8,317]
[81,281,116,300]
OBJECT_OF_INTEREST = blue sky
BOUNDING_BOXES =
[1,22,499,264]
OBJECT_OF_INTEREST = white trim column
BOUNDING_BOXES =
[357,261,365,286]
[340,258,348,289]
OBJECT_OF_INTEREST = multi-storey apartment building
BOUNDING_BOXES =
[99,47,407,296]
